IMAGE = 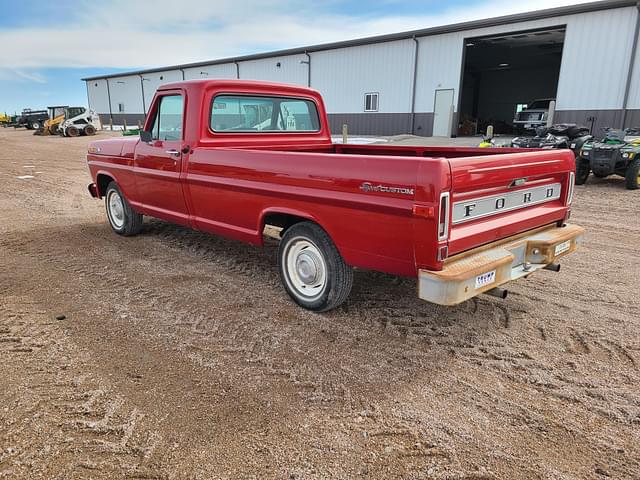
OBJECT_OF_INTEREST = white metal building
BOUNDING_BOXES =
[83,0,640,136]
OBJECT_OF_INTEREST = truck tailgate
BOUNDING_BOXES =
[446,150,574,255]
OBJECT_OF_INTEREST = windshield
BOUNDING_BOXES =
[527,100,552,110]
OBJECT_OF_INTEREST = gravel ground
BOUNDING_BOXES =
[1,128,639,479]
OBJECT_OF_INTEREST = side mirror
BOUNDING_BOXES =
[140,130,152,143]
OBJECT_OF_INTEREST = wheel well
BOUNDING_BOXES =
[262,212,311,235]
[96,174,114,197]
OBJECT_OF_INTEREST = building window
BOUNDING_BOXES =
[118,103,125,113]
[364,92,379,112]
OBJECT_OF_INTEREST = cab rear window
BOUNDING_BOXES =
[211,95,320,133]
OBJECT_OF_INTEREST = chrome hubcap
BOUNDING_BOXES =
[285,238,327,299]
[107,190,125,228]
[296,251,321,285]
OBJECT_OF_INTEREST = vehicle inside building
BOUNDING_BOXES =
[458,26,566,136]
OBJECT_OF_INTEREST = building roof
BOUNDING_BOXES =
[82,0,637,81]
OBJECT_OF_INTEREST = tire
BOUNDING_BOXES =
[575,158,590,185]
[84,125,96,136]
[30,121,40,130]
[104,182,143,235]
[625,158,640,190]
[66,126,80,137]
[278,222,353,312]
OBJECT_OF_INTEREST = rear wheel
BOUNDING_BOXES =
[625,158,640,190]
[84,125,96,136]
[575,159,590,185]
[105,182,143,235]
[30,121,40,130]
[278,222,353,312]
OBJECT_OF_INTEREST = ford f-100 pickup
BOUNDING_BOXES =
[87,80,583,311]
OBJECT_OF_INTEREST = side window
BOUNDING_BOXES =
[151,95,183,141]
[211,95,320,132]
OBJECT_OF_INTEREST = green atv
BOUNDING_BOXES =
[577,128,640,189]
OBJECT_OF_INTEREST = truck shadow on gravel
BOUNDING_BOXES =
[137,219,512,338]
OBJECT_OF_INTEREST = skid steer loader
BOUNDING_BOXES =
[34,106,66,135]
[34,106,101,136]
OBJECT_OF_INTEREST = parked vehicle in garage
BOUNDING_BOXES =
[577,128,640,189]
[511,124,592,158]
[86,79,583,311]
[513,99,555,132]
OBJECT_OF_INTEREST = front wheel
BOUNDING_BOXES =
[575,159,590,185]
[105,182,143,235]
[625,158,640,190]
[278,222,353,312]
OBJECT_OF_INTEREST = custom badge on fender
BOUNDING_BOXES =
[359,182,415,195]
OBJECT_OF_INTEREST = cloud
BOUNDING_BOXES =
[0,68,47,84]
[0,0,597,70]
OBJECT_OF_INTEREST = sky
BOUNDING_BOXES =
[0,0,597,113]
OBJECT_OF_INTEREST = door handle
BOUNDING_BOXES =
[165,149,180,157]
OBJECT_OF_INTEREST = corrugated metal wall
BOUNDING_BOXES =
[556,7,637,109]
[86,79,110,114]
[240,54,309,86]
[310,40,415,114]
[626,23,640,110]
[140,70,183,113]
[105,75,144,115]
[183,63,237,80]
[414,33,464,114]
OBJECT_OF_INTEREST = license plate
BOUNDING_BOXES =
[475,270,496,289]
[554,240,571,256]
[570,143,576,148]
[524,124,531,129]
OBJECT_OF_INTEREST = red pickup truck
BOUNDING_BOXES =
[87,79,583,311]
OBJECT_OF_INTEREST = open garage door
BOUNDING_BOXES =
[458,27,565,136]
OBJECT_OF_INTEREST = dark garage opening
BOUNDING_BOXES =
[458,26,566,136]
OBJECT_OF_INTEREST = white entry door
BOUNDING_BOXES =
[433,89,454,137]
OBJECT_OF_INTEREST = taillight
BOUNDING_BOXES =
[438,192,450,241]
[437,245,448,262]
[567,172,575,205]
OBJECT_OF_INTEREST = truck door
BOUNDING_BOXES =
[134,92,189,224]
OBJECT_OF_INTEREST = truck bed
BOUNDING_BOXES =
[223,141,525,158]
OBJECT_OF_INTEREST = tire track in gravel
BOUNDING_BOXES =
[0,297,165,479]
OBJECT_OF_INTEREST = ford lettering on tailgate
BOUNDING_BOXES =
[452,183,561,224]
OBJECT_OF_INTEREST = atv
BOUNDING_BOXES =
[511,124,592,158]
[577,128,640,190]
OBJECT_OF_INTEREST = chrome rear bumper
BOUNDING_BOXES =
[418,224,584,306]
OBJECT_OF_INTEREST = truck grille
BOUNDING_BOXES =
[518,112,543,121]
